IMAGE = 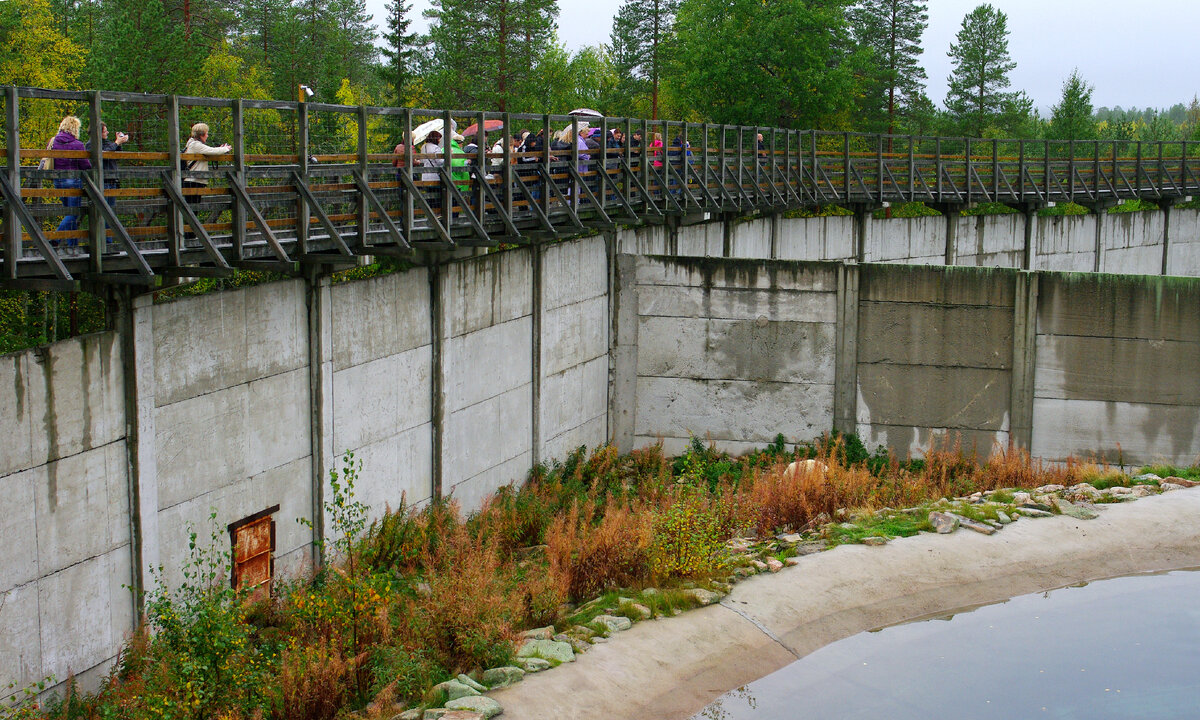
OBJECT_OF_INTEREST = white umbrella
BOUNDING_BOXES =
[411,118,460,147]
[568,108,603,118]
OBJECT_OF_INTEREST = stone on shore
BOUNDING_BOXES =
[593,614,633,633]
[929,511,960,534]
[516,638,575,665]
[684,588,722,606]
[434,680,480,701]
[520,626,555,641]
[949,514,996,535]
[456,675,488,693]
[444,695,503,718]
[481,667,524,689]
[517,658,551,673]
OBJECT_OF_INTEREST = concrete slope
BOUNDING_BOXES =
[490,489,1200,719]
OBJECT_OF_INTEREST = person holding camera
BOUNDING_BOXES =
[85,122,128,210]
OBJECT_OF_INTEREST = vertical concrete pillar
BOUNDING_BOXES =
[1161,201,1172,275]
[833,262,860,434]
[428,262,445,499]
[721,213,733,258]
[305,273,333,564]
[1022,206,1037,270]
[944,212,958,266]
[608,252,639,452]
[769,212,780,260]
[853,206,868,263]
[1093,212,1105,273]
[120,291,159,618]
[1010,272,1039,450]
[530,242,544,467]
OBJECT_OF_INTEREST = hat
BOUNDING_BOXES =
[452,132,465,142]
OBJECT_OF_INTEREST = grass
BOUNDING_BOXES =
[24,434,1197,720]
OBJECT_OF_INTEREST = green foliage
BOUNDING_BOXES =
[873,202,942,219]
[154,269,288,301]
[782,204,855,219]
[0,290,107,355]
[1108,199,1159,214]
[650,490,726,579]
[944,3,1019,137]
[849,0,929,134]
[1048,69,1097,141]
[961,202,1018,216]
[608,0,680,119]
[1039,202,1091,217]
[1138,464,1200,481]
[422,0,559,112]
[671,0,864,128]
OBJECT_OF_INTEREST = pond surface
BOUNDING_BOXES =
[694,569,1200,720]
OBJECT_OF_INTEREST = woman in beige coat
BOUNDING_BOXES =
[182,122,231,206]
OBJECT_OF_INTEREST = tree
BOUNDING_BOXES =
[87,0,196,94]
[1047,69,1095,141]
[609,0,679,120]
[379,0,420,105]
[944,3,1017,137]
[0,0,87,146]
[671,0,864,128]
[849,0,928,136]
[423,0,559,112]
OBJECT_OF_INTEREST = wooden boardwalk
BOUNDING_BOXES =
[3,85,1198,289]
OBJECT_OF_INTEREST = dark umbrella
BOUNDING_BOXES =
[461,119,505,138]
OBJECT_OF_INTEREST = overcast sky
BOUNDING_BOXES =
[364,0,1199,114]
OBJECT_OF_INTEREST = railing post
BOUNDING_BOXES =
[358,104,369,247]
[1018,139,1026,201]
[442,109,452,232]
[570,115,579,212]
[842,132,850,203]
[4,86,19,280]
[736,127,744,203]
[88,90,104,271]
[1135,141,1143,197]
[681,121,690,211]
[1068,140,1075,203]
[964,137,972,206]
[231,98,245,258]
[623,117,632,206]
[598,114,608,213]
[935,137,943,201]
[1043,140,1050,202]
[702,122,711,207]
[167,95,182,265]
[502,111,512,222]
[770,126,778,205]
[1092,140,1100,200]
[402,107,413,241]
[476,110,486,222]
[876,133,884,204]
[297,100,310,253]
[1157,141,1165,195]
[907,136,914,200]
[991,139,999,201]
[718,125,727,206]
[1111,140,1118,200]
[543,114,553,219]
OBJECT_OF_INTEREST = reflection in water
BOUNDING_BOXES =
[693,569,1200,720]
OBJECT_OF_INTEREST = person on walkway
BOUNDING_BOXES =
[85,122,128,210]
[182,122,231,208]
[392,134,409,207]
[649,132,664,169]
[50,116,92,249]
[420,129,443,209]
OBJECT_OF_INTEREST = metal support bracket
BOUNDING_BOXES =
[226,172,292,261]
[160,171,233,270]
[351,169,412,252]
[290,171,354,256]
[81,175,154,278]
[0,173,73,280]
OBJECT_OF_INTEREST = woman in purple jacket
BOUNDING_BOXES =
[50,115,92,245]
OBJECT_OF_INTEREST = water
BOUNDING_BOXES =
[694,569,1200,720]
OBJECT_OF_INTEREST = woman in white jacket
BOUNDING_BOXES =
[182,122,231,207]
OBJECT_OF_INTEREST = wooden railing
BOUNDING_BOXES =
[2,86,1197,289]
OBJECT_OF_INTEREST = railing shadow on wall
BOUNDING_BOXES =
[2,84,1199,290]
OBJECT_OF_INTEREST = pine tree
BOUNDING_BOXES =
[608,0,679,120]
[944,3,1017,137]
[849,0,927,137]
[423,0,559,112]
[87,0,195,94]
[379,0,419,105]
[1047,69,1096,141]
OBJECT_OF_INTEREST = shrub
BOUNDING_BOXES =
[546,502,653,600]
[650,490,727,580]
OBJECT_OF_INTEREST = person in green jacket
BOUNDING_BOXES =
[448,131,469,192]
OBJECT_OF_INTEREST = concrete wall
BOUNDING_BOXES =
[1168,208,1200,276]
[1032,274,1200,465]
[1100,211,1166,276]
[855,265,1016,457]
[1,334,132,699]
[953,214,1025,268]
[628,256,840,456]
[1034,214,1097,272]
[863,215,947,264]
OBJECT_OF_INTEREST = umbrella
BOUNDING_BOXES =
[461,119,504,138]
[568,108,604,118]
[410,118,461,147]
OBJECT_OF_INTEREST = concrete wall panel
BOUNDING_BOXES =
[37,548,132,685]
[855,423,1010,459]
[730,218,771,258]
[637,316,837,384]
[243,279,308,380]
[247,368,312,477]
[1035,215,1096,272]
[445,318,532,412]
[0,466,40,589]
[776,216,855,261]
[445,250,532,338]
[1031,398,1200,466]
[543,236,608,310]
[542,297,607,377]
[345,426,433,516]
[1168,209,1200,276]
[636,255,839,292]
[865,215,946,263]
[638,284,836,323]
[856,364,1011,430]
[1101,211,1164,275]
[331,269,430,370]
[447,452,533,513]
[955,214,1024,267]
[155,385,248,510]
[859,264,1016,306]
[34,445,128,577]
[680,220,724,257]
[857,302,1013,368]
[443,386,532,503]
[1037,274,1200,342]
[1035,335,1200,404]
[0,582,42,698]
[331,347,432,452]
[635,376,834,448]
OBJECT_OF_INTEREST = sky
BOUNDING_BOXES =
[363,0,1200,114]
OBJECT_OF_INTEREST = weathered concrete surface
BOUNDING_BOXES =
[953,214,1024,268]
[1101,210,1165,276]
[775,216,855,261]
[863,214,946,264]
[491,490,1200,720]
[1035,214,1098,272]
[1168,208,1200,276]
[632,257,839,454]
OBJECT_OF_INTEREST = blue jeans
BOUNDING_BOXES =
[54,177,83,240]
